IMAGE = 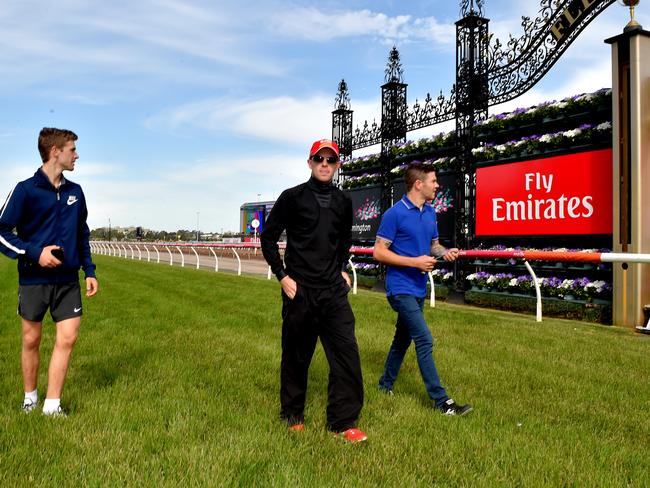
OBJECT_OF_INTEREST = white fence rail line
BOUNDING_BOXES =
[91,242,649,323]
[92,241,274,284]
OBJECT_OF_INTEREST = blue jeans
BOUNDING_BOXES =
[378,294,449,406]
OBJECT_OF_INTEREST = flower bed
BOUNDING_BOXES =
[340,154,380,173]
[475,88,611,136]
[465,271,612,302]
[472,122,611,162]
[390,132,456,158]
[341,173,381,189]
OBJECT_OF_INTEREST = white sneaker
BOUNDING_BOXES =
[21,399,38,414]
[42,406,67,418]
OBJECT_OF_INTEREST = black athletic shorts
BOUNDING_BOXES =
[18,282,83,323]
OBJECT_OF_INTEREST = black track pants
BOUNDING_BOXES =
[279,281,364,432]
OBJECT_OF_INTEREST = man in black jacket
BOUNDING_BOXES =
[261,139,366,442]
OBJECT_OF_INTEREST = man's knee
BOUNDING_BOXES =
[57,333,78,350]
[22,320,42,350]
[55,319,81,350]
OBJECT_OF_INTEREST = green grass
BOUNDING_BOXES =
[1,256,649,486]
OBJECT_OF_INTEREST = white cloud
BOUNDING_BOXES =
[146,94,381,148]
[270,8,454,45]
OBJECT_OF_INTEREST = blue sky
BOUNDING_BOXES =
[0,0,645,232]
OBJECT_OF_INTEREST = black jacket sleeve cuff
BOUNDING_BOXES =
[275,269,288,281]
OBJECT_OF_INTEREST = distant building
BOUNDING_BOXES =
[240,200,275,235]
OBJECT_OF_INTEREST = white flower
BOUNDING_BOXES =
[467,273,478,281]
[563,129,581,138]
[539,134,553,143]
[596,121,612,131]
[559,279,574,289]
[509,278,518,287]
[494,145,507,152]
[487,275,497,284]
[471,147,486,154]
[443,272,453,281]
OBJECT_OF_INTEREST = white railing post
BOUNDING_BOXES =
[178,247,185,267]
[191,247,200,270]
[121,244,128,258]
[523,260,542,322]
[209,247,219,272]
[137,244,142,260]
[165,246,173,266]
[144,245,150,262]
[231,248,242,276]
[267,266,272,280]
[153,246,160,263]
[128,244,134,259]
[428,272,436,308]
[348,258,358,295]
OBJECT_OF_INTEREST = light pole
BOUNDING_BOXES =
[196,212,200,242]
[108,218,111,242]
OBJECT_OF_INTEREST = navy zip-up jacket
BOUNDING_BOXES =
[0,167,96,285]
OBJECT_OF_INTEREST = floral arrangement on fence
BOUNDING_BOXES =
[471,121,611,162]
[430,268,453,285]
[341,154,380,172]
[466,272,612,301]
[389,156,457,177]
[341,173,381,189]
[390,131,456,158]
[475,88,611,135]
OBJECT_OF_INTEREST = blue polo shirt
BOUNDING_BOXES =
[376,195,438,297]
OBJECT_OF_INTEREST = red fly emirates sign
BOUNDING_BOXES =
[476,149,612,236]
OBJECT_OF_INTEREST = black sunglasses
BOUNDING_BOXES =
[311,155,339,164]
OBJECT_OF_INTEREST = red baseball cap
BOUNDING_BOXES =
[309,139,340,158]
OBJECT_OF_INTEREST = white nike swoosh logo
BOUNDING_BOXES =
[67,196,78,205]
[74,307,82,313]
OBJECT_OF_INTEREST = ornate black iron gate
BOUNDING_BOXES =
[333,0,617,254]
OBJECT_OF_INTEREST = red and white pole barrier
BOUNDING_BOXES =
[459,249,650,264]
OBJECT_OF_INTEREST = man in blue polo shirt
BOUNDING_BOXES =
[373,162,472,415]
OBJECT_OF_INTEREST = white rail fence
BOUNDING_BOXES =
[91,242,650,326]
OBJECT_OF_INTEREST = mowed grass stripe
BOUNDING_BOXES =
[0,256,648,486]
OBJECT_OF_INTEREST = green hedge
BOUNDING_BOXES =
[464,290,611,324]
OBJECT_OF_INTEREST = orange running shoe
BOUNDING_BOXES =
[288,423,305,432]
[336,428,367,443]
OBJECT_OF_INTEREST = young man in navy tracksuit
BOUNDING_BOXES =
[0,128,98,416]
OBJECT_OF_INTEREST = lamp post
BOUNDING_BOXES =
[196,212,200,242]
[108,218,111,242]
